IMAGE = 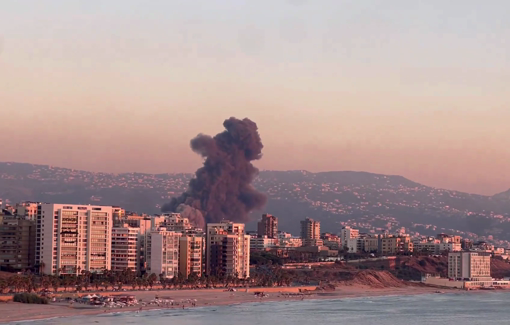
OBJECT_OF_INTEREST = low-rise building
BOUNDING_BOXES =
[363,236,379,253]
[380,235,413,255]
[250,236,277,252]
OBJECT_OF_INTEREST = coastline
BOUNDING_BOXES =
[0,285,451,323]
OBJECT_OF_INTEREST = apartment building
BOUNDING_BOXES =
[346,238,364,253]
[380,235,413,255]
[15,202,40,221]
[301,218,321,247]
[0,217,36,270]
[340,226,359,249]
[179,235,203,279]
[321,233,341,250]
[250,236,278,252]
[112,207,125,221]
[36,204,113,275]
[363,236,379,253]
[206,221,250,279]
[160,213,191,232]
[111,225,140,272]
[448,251,491,280]
[257,214,278,238]
[277,232,303,248]
[147,229,181,278]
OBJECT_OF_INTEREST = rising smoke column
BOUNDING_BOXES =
[161,117,267,227]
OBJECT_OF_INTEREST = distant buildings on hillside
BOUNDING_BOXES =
[1,200,510,281]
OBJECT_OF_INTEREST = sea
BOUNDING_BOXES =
[6,292,510,325]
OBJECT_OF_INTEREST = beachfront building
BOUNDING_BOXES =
[0,217,36,271]
[206,221,250,279]
[147,229,181,279]
[257,214,278,238]
[111,224,140,272]
[36,204,114,275]
[114,214,161,273]
[179,235,203,279]
[448,251,491,280]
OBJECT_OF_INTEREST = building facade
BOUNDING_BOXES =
[147,229,181,278]
[111,225,140,272]
[380,235,413,255]
[206,221,250,279]
[300,218,321,246]
[0,217,36,271]
[257,214,278,238]
[160,213,192,232]
[15,202,40,221]
[340,226,359,249]
[179,235,203,279]
[36,204,113,275]
[448,251,491,280]
[250,236,278,252]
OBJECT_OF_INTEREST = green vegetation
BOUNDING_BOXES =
[13,293,48,304]
[250,252,284,265]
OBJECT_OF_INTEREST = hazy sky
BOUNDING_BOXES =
[1,0,509,195]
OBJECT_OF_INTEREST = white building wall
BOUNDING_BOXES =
[37,204,113,275]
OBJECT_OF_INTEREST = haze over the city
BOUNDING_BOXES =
[1,0,509,195]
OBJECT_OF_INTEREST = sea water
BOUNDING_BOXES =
[6,292,510,325]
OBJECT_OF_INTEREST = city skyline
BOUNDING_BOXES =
[2,0,510,195]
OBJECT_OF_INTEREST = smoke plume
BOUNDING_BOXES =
[162,117,267,227]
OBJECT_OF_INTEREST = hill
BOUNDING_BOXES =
[1,162,510,245]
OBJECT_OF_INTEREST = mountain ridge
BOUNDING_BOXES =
[1,161,510,245]
[0,161,494,197]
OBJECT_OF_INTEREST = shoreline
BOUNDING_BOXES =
[0,285,455,323]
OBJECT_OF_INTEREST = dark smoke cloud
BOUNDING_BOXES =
[175,204,205,230]
[162,117,267,227]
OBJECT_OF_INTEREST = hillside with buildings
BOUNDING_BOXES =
[1,162,510,246]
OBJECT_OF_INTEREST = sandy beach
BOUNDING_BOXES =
[0,285,447,323]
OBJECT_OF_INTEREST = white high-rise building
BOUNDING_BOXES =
[147,229,181,278]
[36,204,113,275]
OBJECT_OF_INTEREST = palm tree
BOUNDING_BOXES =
[51,275,60,292]
[136,278,143,290]
[8,275,23,293]
[0,278,8,294]
[147,273,157,289]
[41,276,51,292]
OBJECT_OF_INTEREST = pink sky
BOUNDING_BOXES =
[0,1,509,195]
